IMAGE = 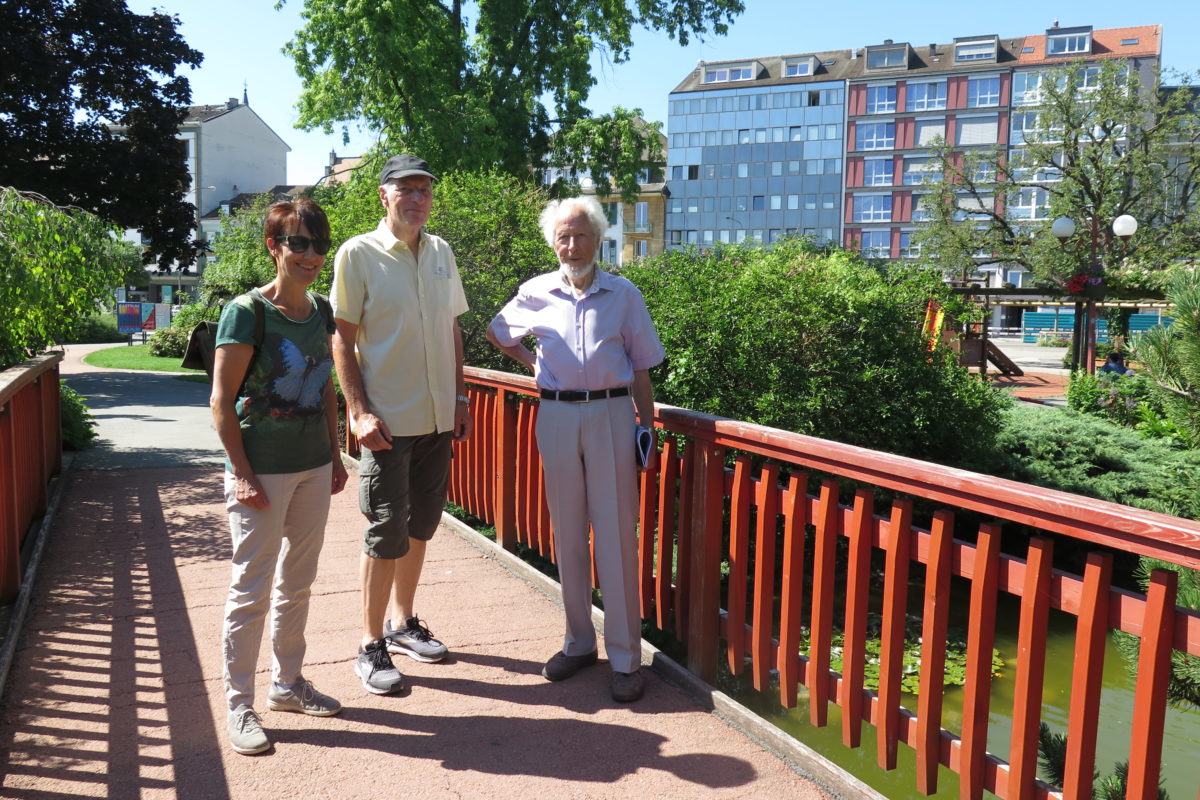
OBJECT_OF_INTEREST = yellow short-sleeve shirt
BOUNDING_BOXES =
[331,220,469,437]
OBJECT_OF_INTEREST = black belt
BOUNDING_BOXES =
[539,387,630,402]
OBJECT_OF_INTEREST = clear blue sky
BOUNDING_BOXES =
[128,0,1199,185]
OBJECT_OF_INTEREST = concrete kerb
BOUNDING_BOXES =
[438,510,885,800]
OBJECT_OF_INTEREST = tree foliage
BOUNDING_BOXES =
[0,188,134,369]
[0,0,203,268]
[282,0,742,198]
[621,239,1006,463]
[1135,267,1200,446]
[916,60,1200,292]
[194,167,553,368]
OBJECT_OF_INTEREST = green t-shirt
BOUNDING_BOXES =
[214,289,337,475]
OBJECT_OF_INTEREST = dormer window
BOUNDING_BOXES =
[704,64,755,83]
[784,57,816,78]
[954,36,998,63]
[865,44,908,71]
[1046,27,1092,56]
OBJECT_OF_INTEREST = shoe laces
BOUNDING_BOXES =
[235,707,263,734]
[405,617,435,642]
[365,640,394,671]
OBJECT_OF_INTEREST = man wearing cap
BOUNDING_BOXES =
[330,154,472,696]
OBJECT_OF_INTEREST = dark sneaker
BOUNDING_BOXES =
[355,639,405,695]
[610,669,645,703]
[385,617,448,663]
[541,649,599,682]
[267,678,342,716]
[228,704,270,755]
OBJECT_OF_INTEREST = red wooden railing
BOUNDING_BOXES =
[0,354,63,603]
[451,366,1200,800]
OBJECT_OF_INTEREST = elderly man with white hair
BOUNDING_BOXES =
[486,195,664,702]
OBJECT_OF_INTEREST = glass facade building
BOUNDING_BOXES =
[665,79,846,248]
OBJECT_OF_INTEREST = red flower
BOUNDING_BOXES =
[1065,274,1088,293]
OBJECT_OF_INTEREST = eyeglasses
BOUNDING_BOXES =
[275,235,331,256]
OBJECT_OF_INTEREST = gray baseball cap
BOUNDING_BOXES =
[380,154,437,185]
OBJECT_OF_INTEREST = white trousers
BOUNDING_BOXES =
[221,463,331,710]
[536,396,642,673]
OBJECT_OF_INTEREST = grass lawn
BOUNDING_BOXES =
[84,344,208,382]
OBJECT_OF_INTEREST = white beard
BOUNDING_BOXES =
[559,262,595,282]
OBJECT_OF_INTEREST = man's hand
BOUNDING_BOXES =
[355,412,394,451]
[453,400,473,442]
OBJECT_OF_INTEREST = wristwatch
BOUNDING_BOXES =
[456,394,471,407]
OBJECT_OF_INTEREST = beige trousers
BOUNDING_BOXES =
[536,396,642,674]
[221,463,331,710]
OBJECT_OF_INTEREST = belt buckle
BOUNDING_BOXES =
[581,390,591,403]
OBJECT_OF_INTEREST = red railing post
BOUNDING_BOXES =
[751,461,779,692]
[1126,568,1178,800]
[960,523,1001,800]
[877,499,913,770]
[808,479,840,727]
[686,441,725,685]
[778,472,808,709]
[841,488,874,749]
[0,399,16,603]
[916,511,954,794]
[1008,536,1054,799]
[493,388,518,551]
[1063,551,1112,799]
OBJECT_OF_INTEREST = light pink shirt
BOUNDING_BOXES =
[489,267,664,391]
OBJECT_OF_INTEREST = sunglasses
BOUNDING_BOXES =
[275,235,332,256]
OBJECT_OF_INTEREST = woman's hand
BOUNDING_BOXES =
[331,458,348,495]
[234,474,270,509]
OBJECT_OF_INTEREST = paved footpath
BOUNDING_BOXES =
[0,344,832,800]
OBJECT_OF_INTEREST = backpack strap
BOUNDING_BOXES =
[235,292,267,396]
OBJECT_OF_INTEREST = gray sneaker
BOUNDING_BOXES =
[267,678,342,716]
[355,639,405,695]
[385,616,448,663]
[227,704,270,755]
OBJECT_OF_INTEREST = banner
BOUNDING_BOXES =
[116,303,168,334]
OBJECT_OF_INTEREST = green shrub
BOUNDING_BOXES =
[622,239,1006,463]
[147,324,189,359]
[1068,370,1183,444]
[67,312,125,344]
[60,384,97,450]
[960,404,1200,520]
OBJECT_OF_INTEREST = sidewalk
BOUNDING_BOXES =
[0,345,833,799]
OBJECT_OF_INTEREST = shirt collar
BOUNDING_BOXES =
[372,218,426,253]
[555,265,613,298]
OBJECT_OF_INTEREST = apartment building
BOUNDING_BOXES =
[665,23,1162,284]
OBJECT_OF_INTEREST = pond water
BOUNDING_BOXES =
[720,592,1200,798]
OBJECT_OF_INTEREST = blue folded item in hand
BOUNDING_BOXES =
[635,424,654,468]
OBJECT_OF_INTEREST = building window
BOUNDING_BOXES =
[911,195,932,222]
[967,75,1001,108]
[788,194,800,209]
[954,194,994,221]
[900,231,922,258]
[864,158,894,186]
[867,48,906,70]
[686,197,699,213]
[861,230,890,257]
[1008,187,1050,219]
[1010,111,1039,146]
[752,195,765,211]
[956,114,999,146]
[853,194,893,222]
[866,85,897,114]
[784,59,813,77]
[1121,38,1140,46]
[1012,72,1044,105]
[822,194,836,209]
[907,81,947,111]
[855,121,895,151]
[903,156,937,185]
[770,195,782,210]
[1047,32,1091,56]
[669,198,682,214]
[634,240,648,258]
[955,38,997,62]
[914,118,945,147]
[704,65,754,83]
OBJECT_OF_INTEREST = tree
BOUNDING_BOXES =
[0,188,132,369]
[282,0,743,199]
[0,0,203,267]
[916,60,1200,293]
[621,239,1006,463]
[192,165,554,369]
[1135,267,1200,447]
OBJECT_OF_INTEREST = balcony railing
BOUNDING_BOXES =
[0,354,63,602]
[450,366,1200,800]
[624,221,654,234]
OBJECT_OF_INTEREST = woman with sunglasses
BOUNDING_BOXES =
[211,198,348,755]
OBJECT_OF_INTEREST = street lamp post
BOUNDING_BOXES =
[1051,214,1138,374]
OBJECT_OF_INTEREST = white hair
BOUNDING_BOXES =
[539,196,609,248]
